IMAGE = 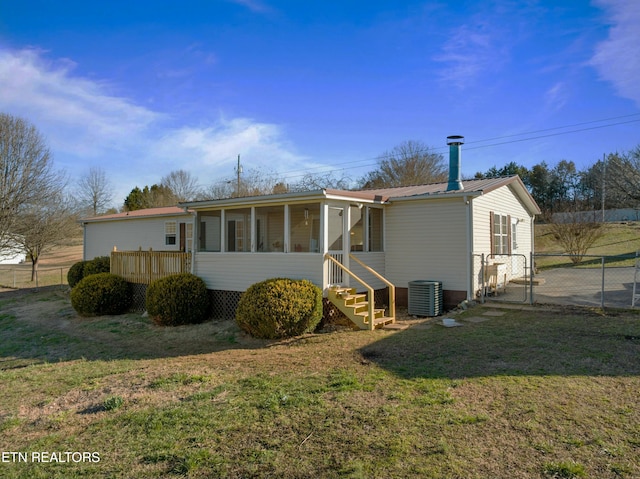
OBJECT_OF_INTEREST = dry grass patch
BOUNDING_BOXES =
[1,290,640,478]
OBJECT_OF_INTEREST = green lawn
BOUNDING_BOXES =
[535,222,640,269]
[1,289,640,478]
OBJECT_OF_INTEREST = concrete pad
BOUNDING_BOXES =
[482,310,506,317]
[439,318,464,327]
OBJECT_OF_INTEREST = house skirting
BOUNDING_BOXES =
[395,287,465,313]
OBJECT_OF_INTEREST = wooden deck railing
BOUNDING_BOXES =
[349,253,396,321]
[110,248,192,284]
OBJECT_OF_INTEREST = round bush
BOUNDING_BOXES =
[71,273,132,317]
[83,256,111,277]
[67,256,111,288]
[146,273,210,326]
[235,278,323,339]
[67,260,88,288]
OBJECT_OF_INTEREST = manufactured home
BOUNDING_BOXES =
[80,138,540,328]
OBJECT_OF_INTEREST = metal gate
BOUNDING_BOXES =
[473,253,530,304]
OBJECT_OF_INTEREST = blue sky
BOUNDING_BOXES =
[1,0,639,207]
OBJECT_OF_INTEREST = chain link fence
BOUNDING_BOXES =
[473,253,639,309]
[0,265,71,290]
[532,253,638,309]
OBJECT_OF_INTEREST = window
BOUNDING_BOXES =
[165,221,177,246]
[290,203,320,252]
[491,212,511,255]
[511,219,518,251]
[256,206,284,252]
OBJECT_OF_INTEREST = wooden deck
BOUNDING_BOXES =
[111,248,191,284]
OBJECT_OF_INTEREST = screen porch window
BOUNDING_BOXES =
[199,211,221,252]
[165,221,177,246]
[349,206,383,252]
[226,208,251,252]
[256,205,284,252]
[290,203,320,252]
[368,207,383,252]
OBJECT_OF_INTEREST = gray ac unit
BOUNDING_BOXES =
[408,280,443,316]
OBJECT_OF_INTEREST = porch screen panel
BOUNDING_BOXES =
[350,206,364,252]
[226,208,251,252]
[199,211,221,252]
[328,207,343,251]
[290,203,320,253]
[256,206,284,252]
[368,208,383,252]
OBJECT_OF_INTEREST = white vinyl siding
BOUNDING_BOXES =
[194,253,323,291]
[350,252,387,290]
[385,198,468,291]
[83,215,192,260]
[472,186,532,256]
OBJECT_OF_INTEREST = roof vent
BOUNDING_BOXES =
[446,135,464,191]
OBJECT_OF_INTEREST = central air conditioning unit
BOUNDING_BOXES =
[408,280,443,317]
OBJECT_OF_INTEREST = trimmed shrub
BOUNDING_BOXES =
[67,260,88,288]
[236,278,323,339]
[67,256,111,288]
[146,273,211,326]
[84,256,111,276]
[71,273,132,317]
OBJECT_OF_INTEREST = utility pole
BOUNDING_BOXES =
[602,153,606,223]
[236,154,242,197]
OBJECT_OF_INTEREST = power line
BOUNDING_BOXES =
[207,112,640,187]
[463,112,640,146]
[464,118,640,151]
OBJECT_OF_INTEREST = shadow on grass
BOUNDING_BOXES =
[359,306,640,379]
[0,288,265,369]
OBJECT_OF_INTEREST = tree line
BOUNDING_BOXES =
[474,151,640,221]
[2,112,639,279]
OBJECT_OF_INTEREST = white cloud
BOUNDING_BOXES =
[544,82,569,112]
[590,0,640,106]
[0,48,160,156]
[0,47,308,201]
[434,18,508,90]
[153,117,307,174]
[227,0,273,14]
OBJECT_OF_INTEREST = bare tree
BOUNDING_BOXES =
[359,140,447,188]
[290,171,352,191]
[78,166,113,216]
[161,169,201,202]
[199,167,286,200]
[0,113,65,254]
[549,211,604,264]
[13,192,78,281]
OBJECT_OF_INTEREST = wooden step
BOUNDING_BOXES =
[328,286,395,330]
[374,316,395,327]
